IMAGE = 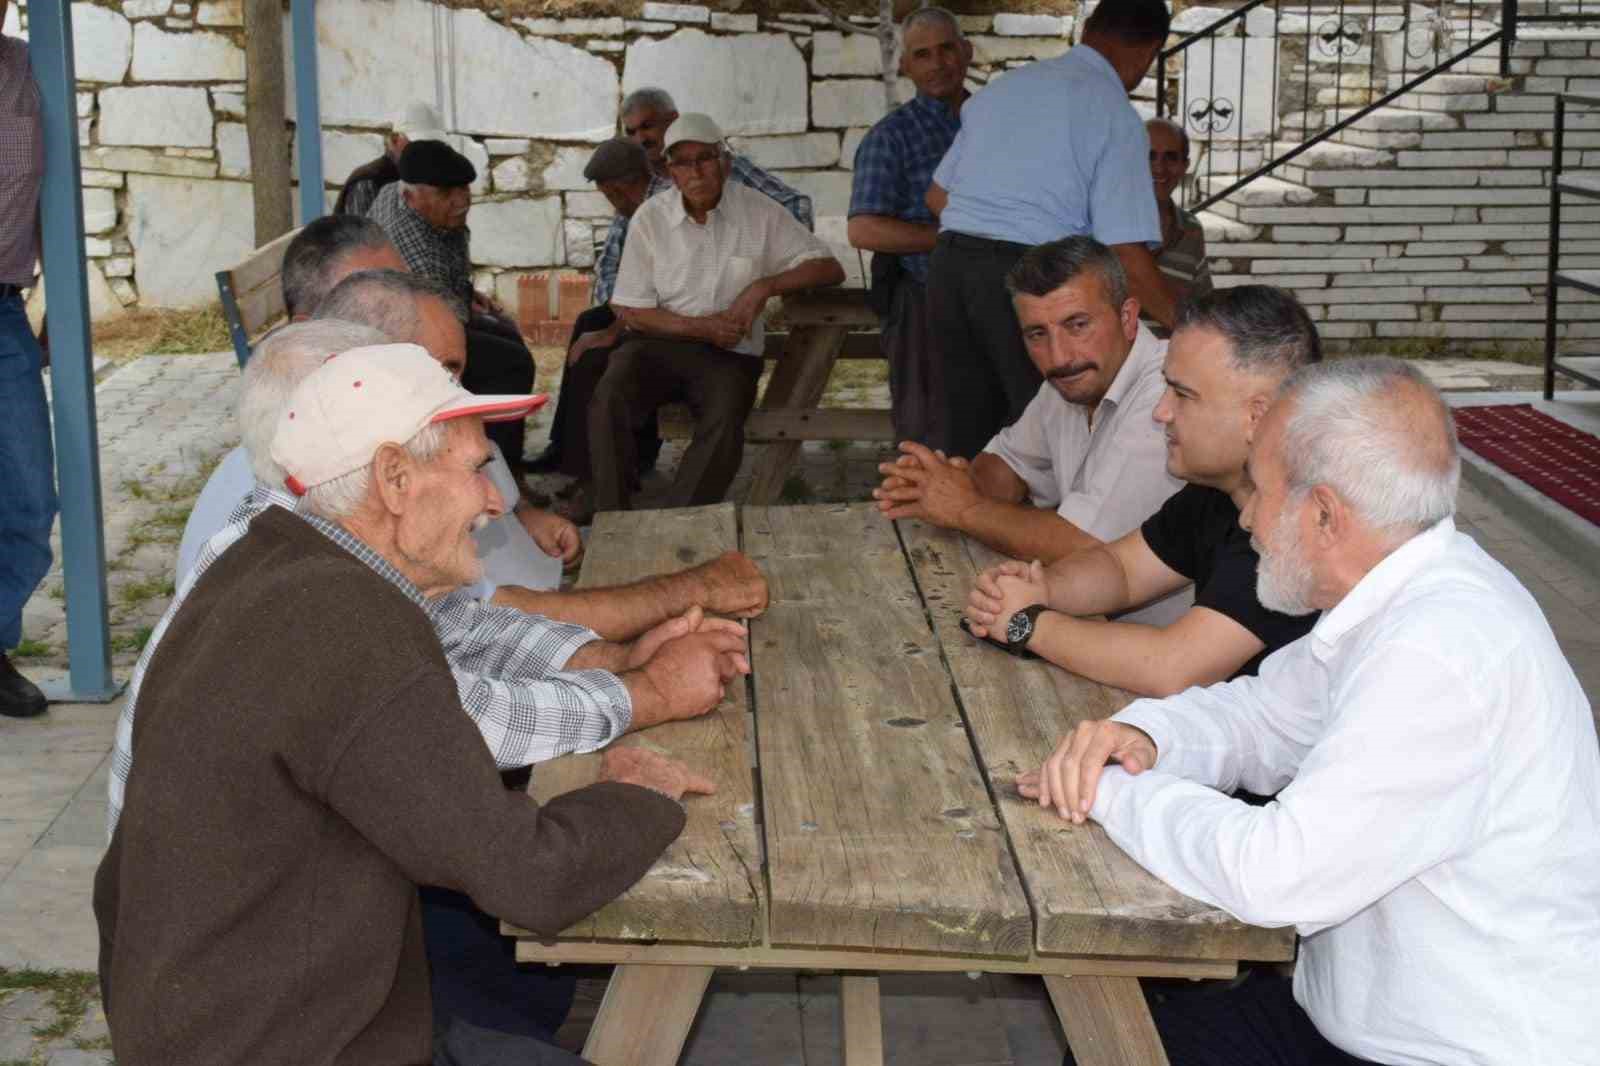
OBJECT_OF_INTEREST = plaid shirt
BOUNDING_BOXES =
[848,93,961,283]
[368,181,475,302]
[592,158,814,306]
[0,36,43,286]
[108,487,632,840]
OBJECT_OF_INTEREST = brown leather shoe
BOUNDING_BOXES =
[0,653,47,719]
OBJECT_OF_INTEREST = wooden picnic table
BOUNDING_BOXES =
[510,502,1295,1066]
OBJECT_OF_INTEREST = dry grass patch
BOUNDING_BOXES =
[93,304,234,363]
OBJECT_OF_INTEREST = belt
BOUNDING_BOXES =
[939,231,1032,255]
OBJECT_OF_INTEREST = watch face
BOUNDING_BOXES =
[1006,609,1033,646]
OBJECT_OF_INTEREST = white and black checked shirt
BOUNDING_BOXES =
[0,36,44,287]
[108,487,632,840]
[367,181,475,302]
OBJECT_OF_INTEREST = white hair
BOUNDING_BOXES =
[621,87,676,116]
[239,320,387,487]
[298,420,452,522]
[1277,357,1460,537]
[902,6,965,40]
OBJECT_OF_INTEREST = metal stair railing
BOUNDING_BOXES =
[1158,0,1534,212]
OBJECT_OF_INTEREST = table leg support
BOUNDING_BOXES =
[581,963,714,1066]
[1044,975,1170,1066]
[841,975,884,1066]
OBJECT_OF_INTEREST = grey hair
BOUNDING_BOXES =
[1174,285,1321,377]
[621,87,676,116]
[314,269,468,344]
[1146,115,1190,157]
[1005,236,1129,307]
[1277,357,1460,537]
[239,320,388,487]
[298,421,452,522]
[280,214,394,318]
[902,6,964,39]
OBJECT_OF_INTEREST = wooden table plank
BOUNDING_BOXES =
[744,503,1033,957]
[899,520,1297,963]
[521,504,763,945]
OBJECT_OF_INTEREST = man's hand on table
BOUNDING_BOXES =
[625,607,751,727]
[600,746,717,802]
[872,441,982,526]
[692,550,769,618]
[964,559,1048,640]
[518,506,584,567]
[1016,720,1158,824]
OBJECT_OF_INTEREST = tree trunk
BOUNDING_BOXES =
[879,0,897,110]
[244,0,293,245]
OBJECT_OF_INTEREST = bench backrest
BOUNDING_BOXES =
[215,226,301,367]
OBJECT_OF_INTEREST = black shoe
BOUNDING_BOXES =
[0,653,47,719]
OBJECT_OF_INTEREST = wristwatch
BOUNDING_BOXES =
[1004,604,1048,657]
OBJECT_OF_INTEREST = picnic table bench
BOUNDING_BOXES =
[509,502,1295,1066]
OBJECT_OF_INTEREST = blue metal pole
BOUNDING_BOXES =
[293,0,325,224]
[27,0,120,701]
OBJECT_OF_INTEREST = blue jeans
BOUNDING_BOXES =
[0,294,56,650]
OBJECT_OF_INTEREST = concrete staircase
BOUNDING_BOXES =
[1187,24,1600,352]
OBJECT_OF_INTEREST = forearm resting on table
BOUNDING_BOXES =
[847,215,939,255]
[1027,612,1201,698]
[1112,242,1178,330]
[961,454,1099,563]
[762,256,846,296]
[1041,545,1138,617]
[493,569,714,642]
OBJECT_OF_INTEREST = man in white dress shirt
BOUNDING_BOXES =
[872,237,1183,621]
[1027,356,1600,1066]
[595,113,844,513]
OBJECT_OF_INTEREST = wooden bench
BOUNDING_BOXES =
[215,226,301,368]
[657,288,895,503]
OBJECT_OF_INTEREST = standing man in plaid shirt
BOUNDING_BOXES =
[847,7,971,451]
[0,0,53,719]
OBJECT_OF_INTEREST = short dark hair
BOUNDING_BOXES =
[1083,0,1172,45]
[1005,236,1130,308]
[1174,285,1323,375]
[281,215,394,318]
[314,269,467,342]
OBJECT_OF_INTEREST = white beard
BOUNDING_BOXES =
[1255,516,1318,618]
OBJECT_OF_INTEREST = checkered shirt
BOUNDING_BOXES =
[0,36,44,286]
[108,486,632,840]
[848,93,961,284]
[367,180,475,302]
[592,157,815,307]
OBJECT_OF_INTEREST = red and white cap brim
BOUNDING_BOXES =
[429,392,549,424]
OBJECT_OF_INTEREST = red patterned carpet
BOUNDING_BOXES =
[1453,404,1600,527]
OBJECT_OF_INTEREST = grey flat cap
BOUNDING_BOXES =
[583,138,651,184]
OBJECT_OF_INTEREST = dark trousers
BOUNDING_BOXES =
[538,307,662,480]
[464,313,536,467]
[589,336,762,513]
[927,232,1043,459]
[419,886,577,1045]
[881,275,947,450]
[0,294,56,650]
[1065,971,1380,1066]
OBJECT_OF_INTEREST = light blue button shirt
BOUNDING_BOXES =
[933,45,1160,249]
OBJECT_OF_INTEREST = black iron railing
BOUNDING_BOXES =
[1157,0,1599,212]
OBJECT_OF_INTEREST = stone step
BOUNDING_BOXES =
[1390,88,1493,111]
[1332,126,1425,149]
[1315,86,1380,107]
[1386,72,1502,94]
[1272,139,1395,169]
[1197,172,1318,211]
[1196,210,1263,243]
[1326,105,1460,132]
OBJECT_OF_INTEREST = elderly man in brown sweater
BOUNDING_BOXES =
[94,343,744,1066]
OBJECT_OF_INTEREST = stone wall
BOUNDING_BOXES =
[14,0,1101,319]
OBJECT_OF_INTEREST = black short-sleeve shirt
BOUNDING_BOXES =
[1139,484,1317,678]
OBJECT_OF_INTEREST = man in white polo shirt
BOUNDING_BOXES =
[1027,357,1600,1066]
[593,113,845,513]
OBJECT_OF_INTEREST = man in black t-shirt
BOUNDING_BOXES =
[963,285,1321,696]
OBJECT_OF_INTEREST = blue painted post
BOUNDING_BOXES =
[27,0,120,701]
[293,0,325,224]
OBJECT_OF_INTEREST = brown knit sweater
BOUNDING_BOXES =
[94,508,685,1065]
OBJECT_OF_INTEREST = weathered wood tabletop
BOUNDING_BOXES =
[511,502,1294,1066]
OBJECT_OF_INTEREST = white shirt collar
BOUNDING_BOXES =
[1309,516,1458,657]
[1101,323,1163,413]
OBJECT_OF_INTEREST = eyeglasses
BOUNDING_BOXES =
[667,152,723,173]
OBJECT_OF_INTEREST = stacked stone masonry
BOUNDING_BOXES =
[8,0,1595,351]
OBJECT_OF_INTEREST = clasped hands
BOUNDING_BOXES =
[697,279,771,350]
[872,441,983,525]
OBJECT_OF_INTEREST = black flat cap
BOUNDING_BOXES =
[583,138,650,184]
[398,139,476,187]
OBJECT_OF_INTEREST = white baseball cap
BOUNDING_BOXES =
[664,112,725,155]
[271,343,546,496]
[393,101,448,143]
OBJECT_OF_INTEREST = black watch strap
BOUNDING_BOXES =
[1006,603,1048,657]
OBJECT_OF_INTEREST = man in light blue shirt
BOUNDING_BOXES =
[925,0,1177,458]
